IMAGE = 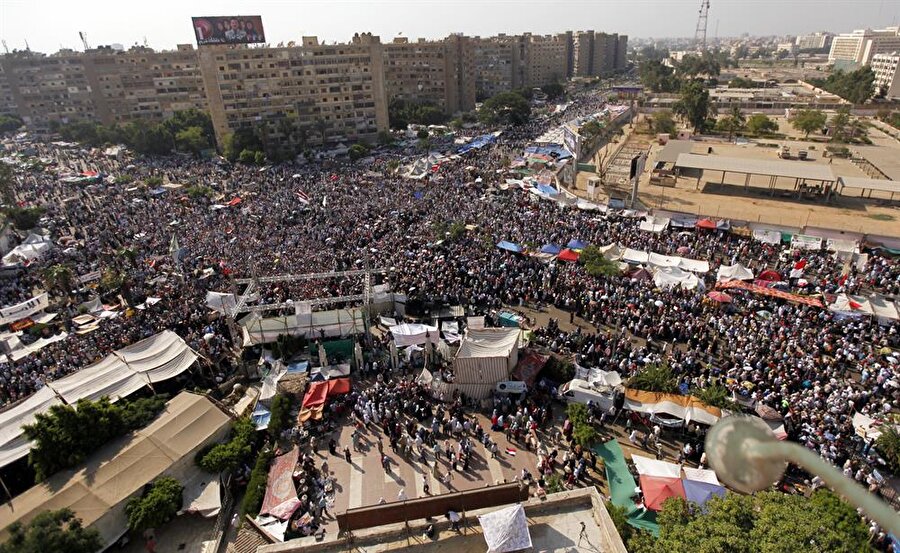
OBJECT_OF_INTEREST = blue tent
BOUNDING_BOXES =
[536,184,557,196]
[457,134,497,155]
[681,479,726,506]
[540,243,561,255]
[524,144,573,160]
[286,361,309,375]
[567,239,587,250]
[496,240,523,253]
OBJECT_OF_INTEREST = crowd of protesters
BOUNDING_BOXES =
[0,88,897,514]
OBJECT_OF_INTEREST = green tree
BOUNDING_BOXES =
[267,394,294,440]
[125,476,183,532]
[540,82,565,99]
[43,263,75,296]
[0,114,24,133]
[728,77,757,89]
[174,126,210,156]
[5,206,43,230]
[650,110,677,135]
[673,80,712,132]
[0,508,101,553]
[377,130,395,146]
[829,108,851,142]
[715,106,746,140]
[746,114,778,135]
[223,128,263,161]
[640,491,869,553]
[241,449,275,516]
[791,109,827,139]
[580,245,621,277]
[23,396,167,481]
[197,417,256,473]
[238,149,257,164]
[626,363,678,393]
[693,383,736,410]
[809,67,875,104]
[639,60,682,93]
[163,109,214,143]
[876,425,900,473]
[0,161,14,205]
[416,129,429,140]
[253,150,266,165]
[478,91,532,126]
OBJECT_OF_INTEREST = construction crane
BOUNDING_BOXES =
[694,0,710,51]
[79,32,90,51]
[1,40,8,54]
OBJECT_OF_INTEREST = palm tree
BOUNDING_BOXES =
[315,118,328,146]
[43,263,74,296]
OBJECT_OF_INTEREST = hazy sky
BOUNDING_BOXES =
[1,0,898,53]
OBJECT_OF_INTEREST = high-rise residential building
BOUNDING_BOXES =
[86,44,208,125]
[829,27,900,69]
[572,31,628,78]
[795,32,833,51]
[0,50,96,128]
[198,33,389,151]
[872,52,900,100]
[523,33,568,88]
[0,27,628,146]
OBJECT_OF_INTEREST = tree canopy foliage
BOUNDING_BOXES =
[0,114,24,134]
[478,91,532,125]
[791,109,827,139]
[57,109,214,157]
[746,114,778,136]
[125,476,183,532]
[626,363,678,393]
[0,508,101,553]
[649,110,677,136]
[809,67,875,104]
[388,99,448,130]
[638,60,681,93]
[580,245,621,277]
[673,80,712,132]
[196,416,256,473]
[23,395,168,481]
[629,491,869,553]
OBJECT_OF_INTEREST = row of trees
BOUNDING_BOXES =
[23,395,168,481]
[616,490,870,552]
[478,90,532,126]
[809,67,876,104]
[56,109,215,157]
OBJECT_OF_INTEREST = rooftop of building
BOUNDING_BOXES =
[256,487,626,553]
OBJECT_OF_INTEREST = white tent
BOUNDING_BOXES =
[0,387,63,468]
[478,504,532,553]
[653,266,701,290]
[648,252,681,268]
[598,243,624,261]
[623,248,650,264]
[677,258,710,274]
[683,466,721,485]
[114,330,198,383]
[205,291,237,314]
[631,454,682,478]
[716,263,754,282]
[2,233,52,266]
[639,216,670,233]
[389,323,440,347]
[828,294,874,318]
[869,294,900,322]
[47,354,147,404]
[452,328,520,400]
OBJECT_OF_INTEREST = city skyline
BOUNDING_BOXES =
[0,0,898,53]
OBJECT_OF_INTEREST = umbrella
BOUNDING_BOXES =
[797,278,809,287]
[696,218,717,230]
[756,310,772,319]
[758,269,781,281]
[707,291,732,303]
[676,246,691,254]
[755,403,783,421]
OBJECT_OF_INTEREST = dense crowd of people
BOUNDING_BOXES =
[0,88,898,522]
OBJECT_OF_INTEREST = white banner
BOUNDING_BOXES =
[77,270,102,284]
[0,293,50,325]
[790,235,823,251]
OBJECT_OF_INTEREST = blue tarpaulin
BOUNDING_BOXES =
[536,184,557,196]
[681,480,726,506]
[251,405,271,430]
[497,240,523,253]
[524,144,573,160]
[286,361,309,375]
[457,134,497,155]
[567,239,587,250]
[540,244,561,255]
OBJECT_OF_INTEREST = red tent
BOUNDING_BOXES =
[302,376,352,408]
[558,248,581,262]
[628,268,652,281]
[640,475,686,511]
[695,218,717,230]
[758,269,781,281]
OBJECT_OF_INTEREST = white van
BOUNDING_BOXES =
[557,378,617,412]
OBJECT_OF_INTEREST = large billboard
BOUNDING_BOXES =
[192,16,265,45]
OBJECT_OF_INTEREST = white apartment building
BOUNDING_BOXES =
[829,27,900,69]
[872,52,900,99]
[795,32,832,51]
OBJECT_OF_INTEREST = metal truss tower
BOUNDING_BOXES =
[694,0,711,51]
